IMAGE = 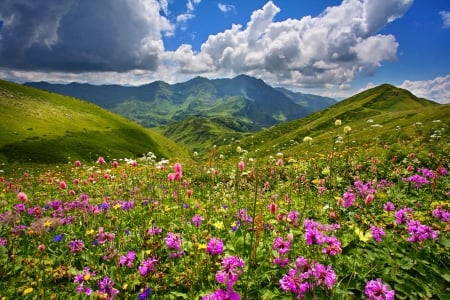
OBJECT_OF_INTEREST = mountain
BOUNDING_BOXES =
[216,83,449,158]
[24,75,337,131]
[0,80,189,163]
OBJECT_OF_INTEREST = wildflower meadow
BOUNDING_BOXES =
[0,122,449,299]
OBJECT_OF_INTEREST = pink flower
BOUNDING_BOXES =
[97,156,106,164]
[59,181,67,189]
[364,194,374,205]
[112,161,118,168]
[75,160,82,167]
[187,189,193,198]
[167,173,175,182]
[238,161,245,172]
[17,192,28,202]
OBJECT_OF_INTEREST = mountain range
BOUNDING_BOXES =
[24,75,337,131]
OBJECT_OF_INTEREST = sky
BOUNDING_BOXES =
[0,0,449,103]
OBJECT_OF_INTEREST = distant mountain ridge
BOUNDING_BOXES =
[24,75,336,131]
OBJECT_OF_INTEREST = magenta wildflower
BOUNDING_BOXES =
[17,191,28,202]
[215,255,245,289]
[402,174,429,188]
[97,276,119,299]
[273,237,291,255]
[74,267,96,296]
[322,236,342,256]
[206,237,224,255]
[406,220,439,243]
[236,209,253,223]
[165,232,182,250]
[118,251,136,268]
[342,189,355,207]
[192,214,204,227]
[313,263,337,289]
[365,278,395,300]
[395,207,414,224]
[287,210,300,226]
[433,206,450,222]
[0,237,7,246]
[202,288,240,300]
[369,225,385,243]
[383,201,395,212]
[139,257,158,276]
[147,227,163,235]
[273,256,290,268]
[69,239,84,253]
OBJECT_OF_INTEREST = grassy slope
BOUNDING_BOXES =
[217,84,450,158]
[0,80,189,163]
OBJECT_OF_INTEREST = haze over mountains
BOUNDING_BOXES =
[24,75,336,131]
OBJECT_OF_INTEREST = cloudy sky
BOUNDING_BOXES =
[0,0,449,103]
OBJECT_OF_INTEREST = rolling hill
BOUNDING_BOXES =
[215,84,450,158]
[0,80,189,163]
[24,75,337,131]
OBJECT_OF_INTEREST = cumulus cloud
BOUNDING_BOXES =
[170,0,412,88]
[0,0,414,89]
[0,0,173,72]
[399,75,450,104]
[439,11,450,28]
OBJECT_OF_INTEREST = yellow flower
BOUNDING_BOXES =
[44,220,53,227]
[84,273,91,281]
[197,243,207,250]
[344,126,352,133]
[122,283,128,290]
[145,250,152,255]
[86,229,95,235]
[213,221,224,229]
[23,287,34,295]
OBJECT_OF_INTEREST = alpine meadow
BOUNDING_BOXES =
[0,78,449,299]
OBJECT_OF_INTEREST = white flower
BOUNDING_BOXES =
[335,119,342,126]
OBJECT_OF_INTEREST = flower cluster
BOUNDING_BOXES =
[370,225,385,243]
[304,219,342,256]
[203,255,245,299]
[273,236,292,268]
[74,267,96,296]
[165,232,184,257]
[118,251,136,268]
[280,256,336,299]
[139,257,158,276]
[406,220,439,243]
[365,278,395,300]
[206,237,224,256]
[433,206,450,222]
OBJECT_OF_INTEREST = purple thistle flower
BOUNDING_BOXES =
[369,225,385,243]
[365,278,395,300]
[206,237,224,255]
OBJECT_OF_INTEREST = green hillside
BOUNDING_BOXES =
[217,84,450,158]
[0,80,189,163]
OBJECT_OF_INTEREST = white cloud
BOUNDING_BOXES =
[399,75,450,104]
[439,11,450,28]
[218,3,235,13]
[170,0,412,89]
[0,0,415,91]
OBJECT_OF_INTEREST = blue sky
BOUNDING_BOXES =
[0,0,449,102]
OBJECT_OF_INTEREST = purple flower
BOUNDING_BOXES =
[138,287,152,300]
[402,174,429,188]
[215,255,245,289]
[342,189,355,207]
[273,256,290,268]
[139,257,158,276]
[165,232,182,250]
[322,236,342,256]
[370,225,385,243]
[202,288,240,300]
[192,214,204,227]
[69,239,84,253]
[433,207,450,222]
[383,201,395,212]
[118,251,136,268]
[0,237,7,247]
[14,203,26,213]
[273,237,291,255]
[287,210,300,226]
[313,263,337,289]
[395,207,414,224]
[365,278,395,300]
[97,276,119,299]
[206,237,224,255]
[147,227,162,235]
[53,234,64,243]
[236,209,252,224]
[406,220,439,243]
